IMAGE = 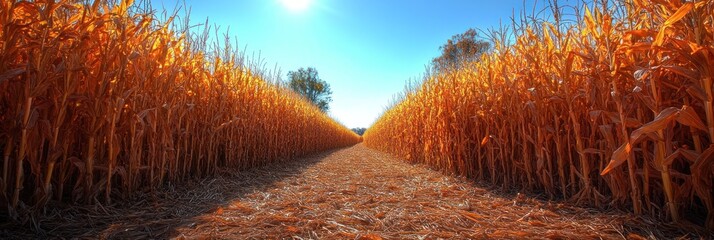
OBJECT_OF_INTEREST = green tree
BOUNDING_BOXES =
[287,67,332,112]
[351,127,367,136]
[432,28,490,71]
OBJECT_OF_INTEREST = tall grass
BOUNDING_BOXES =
[365,0,714,228]
[0,0,360,215]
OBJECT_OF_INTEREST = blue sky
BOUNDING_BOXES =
[149,0,552,128]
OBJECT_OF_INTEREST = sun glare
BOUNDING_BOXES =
[280,0,313,12]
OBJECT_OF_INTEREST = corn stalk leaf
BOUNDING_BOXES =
[691,145,714,197]
[601,142,632,175]
[654,3,693,46]
[0,68,25,85]
[686,85,707,101]
[679,148,700,163]
[630,107,679,142]
[664,3,694,26]
[676,105,707,131]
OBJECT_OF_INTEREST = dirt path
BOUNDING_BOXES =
[1,144,705,239]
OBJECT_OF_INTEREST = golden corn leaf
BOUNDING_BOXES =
[664,3,693,26]
[629,107,679,142]
[676,105,707,131]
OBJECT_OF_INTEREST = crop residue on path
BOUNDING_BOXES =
[2,145,705,239]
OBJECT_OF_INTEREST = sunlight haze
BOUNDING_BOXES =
[280,0,313,13]
[149,0,549,128]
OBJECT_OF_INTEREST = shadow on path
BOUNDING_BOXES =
[0,147,348,239]
[170,144,712,239]
[2,144,710,239]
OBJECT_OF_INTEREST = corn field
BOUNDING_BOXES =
[364,0,714,229]
[0,0,360,215]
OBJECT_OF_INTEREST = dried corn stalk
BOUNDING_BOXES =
[365,0,714,229]
[0,0,360,216]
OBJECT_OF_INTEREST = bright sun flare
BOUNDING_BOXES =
[280,0,313,12]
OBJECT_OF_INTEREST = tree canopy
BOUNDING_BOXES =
[431,28,490,71]
[351,128,367,136]
[287,67,332,112]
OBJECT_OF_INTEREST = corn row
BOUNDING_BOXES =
[0,0,360,212]
[365,0,714,228]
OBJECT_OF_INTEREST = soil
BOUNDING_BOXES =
[1,144,709,239]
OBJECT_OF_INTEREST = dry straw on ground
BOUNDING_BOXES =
[365,0,714,230]
[0,0,360,220]
[3,145,709,239]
